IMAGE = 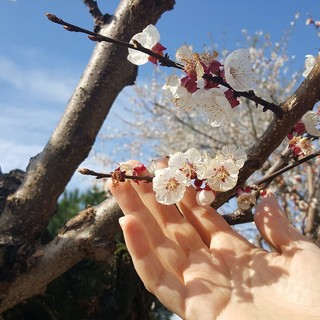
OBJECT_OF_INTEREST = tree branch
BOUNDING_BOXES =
[213,55,320,212]
[0,0,175,241]
[0,197,122,313]
[0,0,175,306]
[46,14,285,116]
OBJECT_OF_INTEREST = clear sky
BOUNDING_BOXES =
[0,0,318,190]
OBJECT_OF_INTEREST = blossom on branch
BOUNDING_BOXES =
[127,24,166,65]
[175,44,205,80]
[110,146,246,206]
[204,157,239,192]
[223,49,256,92]
[218,145,248,169]
[288,136,313,157]
[192,87,234,127]
[301,110,320,137]
[152,167,189,205]
[162,74,195,111]
[168,147,202,180]
[237,188,256,210]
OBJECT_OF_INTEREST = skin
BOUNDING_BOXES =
[108,160,320,320]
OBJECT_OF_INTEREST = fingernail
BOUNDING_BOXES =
[119,216,125,226]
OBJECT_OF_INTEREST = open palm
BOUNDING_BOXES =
[109,162,320,320]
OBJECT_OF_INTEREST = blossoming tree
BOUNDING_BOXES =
[0,0,319,317]
[103,20,320,244]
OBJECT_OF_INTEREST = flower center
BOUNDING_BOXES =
[181,163,196,179]
[214,166,230,182]
[165,177,180,190]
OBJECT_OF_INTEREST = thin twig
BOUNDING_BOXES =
[203,74,284,118]
[222,150,320,225]
[79,151,320,225]
[46,13,183,70]
[79,151,320,188]
[47,13,283,117]
[78,168,153,182]
[254,150,320,187]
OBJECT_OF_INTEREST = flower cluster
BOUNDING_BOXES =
[152,145,247,205]
[127,25,256,127]
[112,146,246,206]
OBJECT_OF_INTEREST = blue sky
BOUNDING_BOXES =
[0,0,318,190]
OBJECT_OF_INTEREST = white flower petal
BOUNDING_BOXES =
[193,88,233,127]
[143,24,160,45]
[185,148,202,164]
[224,49,255,92]
[195,155,212,180]
[175,44,193,62]
[205,158,239,192]
[302,110,320,136]
[220,145,247,169]
[237,192,256,210]
[163,75,195,111]
[127,50,149,65]
[127,24,160,65]
[168,152,186,169]
[153,168,188,205]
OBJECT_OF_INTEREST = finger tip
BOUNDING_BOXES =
[155,157,169,169]
[254,195,285,227]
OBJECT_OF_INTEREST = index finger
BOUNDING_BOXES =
[177,187,255,254]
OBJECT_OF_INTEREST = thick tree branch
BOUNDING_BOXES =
[0,197,122,313]
[0,0,175,241]
[213,55,320,211]
[0,0,175,308]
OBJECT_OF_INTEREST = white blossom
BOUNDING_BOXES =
[153,167,188,205]
[195,154,213,180]
[127,24,160,65]
[193,87,234,127]
[237,192,256,210]
[169,148,202,180]
[302,54,316,77]
[224,48,256,92]
[302,110,320,136]
[175,44,204,79]
[218,145,247,169]
[175,44,194,62]
[162,74,195,111]
[204,158,239,192]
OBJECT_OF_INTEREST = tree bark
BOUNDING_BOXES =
[214,55,320,209]
[0,0,175,312]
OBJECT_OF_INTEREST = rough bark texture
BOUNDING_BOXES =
[0,0,175,312]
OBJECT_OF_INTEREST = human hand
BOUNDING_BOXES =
[109,161,320,320]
